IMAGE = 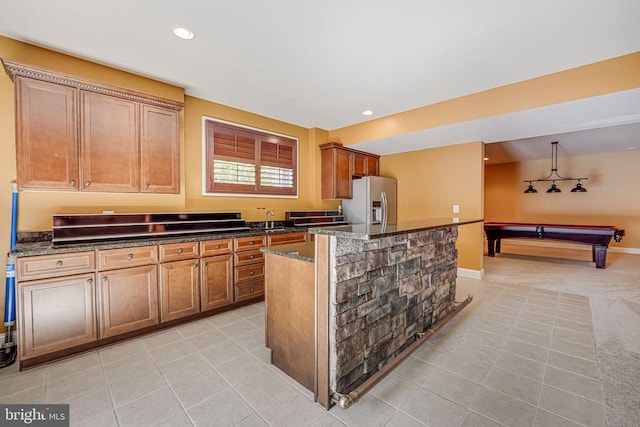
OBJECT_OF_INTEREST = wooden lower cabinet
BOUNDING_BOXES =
[201,254,234,311]
[267,232,307,246]
[97,265,159,338]
[18,273,97,360]
[235,280,264,302]
[159,259,200,322]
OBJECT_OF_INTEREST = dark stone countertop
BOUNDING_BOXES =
[309,218,483,240]
[11,227,307,257]
[260,241,315,263]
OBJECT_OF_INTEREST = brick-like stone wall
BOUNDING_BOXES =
[328,226,458,394]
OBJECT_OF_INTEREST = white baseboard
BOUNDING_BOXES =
[497,239,640,255]
[457,267,484,279]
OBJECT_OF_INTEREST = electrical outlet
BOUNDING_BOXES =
[453,204,460,213]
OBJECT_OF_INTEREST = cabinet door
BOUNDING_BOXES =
[366,155,379,176]
[159,259,200,322]
[97,265,159,338]
[18,274,96,359]
[81,91,139,192]
[321,147,352,199]
[333,149,353,198]
[352,153,366,178]
[15,77,79,190]
[201,254,234,311]
[141,104,180,193]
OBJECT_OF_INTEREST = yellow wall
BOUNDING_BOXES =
[380,142,485,270]
[181,97,335,221]
[0,36,335,332]
[485,150,640,249]
[1,34,638,329]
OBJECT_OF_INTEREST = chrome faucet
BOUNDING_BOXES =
[265,210,274,228]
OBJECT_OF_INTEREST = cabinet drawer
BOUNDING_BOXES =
[159,241,199,262]
[235,280,264,302]
[98,246,158,270]
[234,249,264,267]
[17,251,95,281]
[234,235,266,252]
[267,232,307,246]
[200,239,233,256]
[235,263,265,284]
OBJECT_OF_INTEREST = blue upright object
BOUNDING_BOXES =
[10,183,17,253]
[4,256,15,326]
[1,182,18,367]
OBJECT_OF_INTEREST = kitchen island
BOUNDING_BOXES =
[261,218,482,409]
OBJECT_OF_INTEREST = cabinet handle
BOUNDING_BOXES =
[127,253,134,260]
[102,277,108,283]
[250,241,255,245]
[249,271,255,276]
[203,262,208,267]
[87,278,93,286]
[177,248,183,254]
[215,245,221,249]
[250,287,255,292]
[84,181,91,187]
[249,255,254,259]
[194,263,198,268]
[56,260,63,267]
[69,180,76,186]
[144,183,150,189]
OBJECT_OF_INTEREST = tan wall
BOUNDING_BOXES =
[0,36,335,332]
[1,34,637,330]
[380,142,485,271]
[484,150,640,249]
[181,96,336,221]
[328,52,640,146]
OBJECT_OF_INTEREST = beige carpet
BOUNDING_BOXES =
[477,242,640,427]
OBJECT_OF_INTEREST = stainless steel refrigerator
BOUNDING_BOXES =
[342,176,397,225]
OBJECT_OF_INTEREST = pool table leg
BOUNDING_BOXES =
[495,239,501,254]
[593,245,608,269]
[487,238,496,256]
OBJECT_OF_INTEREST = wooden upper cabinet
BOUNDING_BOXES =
[15,77,79,190]
[367,155,379,176]
[81,91,139,192]
[3,59,185,194]
[320,142,380,199]
[352,152,367,178]
[141,105,180,193]
[321,144,352,199]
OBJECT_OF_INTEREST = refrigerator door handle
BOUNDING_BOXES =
[381,191,388,227]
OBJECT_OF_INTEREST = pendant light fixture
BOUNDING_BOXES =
[523,141,588,194]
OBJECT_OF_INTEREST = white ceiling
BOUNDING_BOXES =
[1,0,639,157]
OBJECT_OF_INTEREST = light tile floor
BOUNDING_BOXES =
[1,246,637,426]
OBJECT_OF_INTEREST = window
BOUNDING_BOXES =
[204,119,298,196]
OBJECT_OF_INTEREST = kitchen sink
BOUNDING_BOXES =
[264,228,286,233]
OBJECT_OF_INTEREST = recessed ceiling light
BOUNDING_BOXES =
[173,26,194,40]
[362,110,373,116]
[483,157,489,161]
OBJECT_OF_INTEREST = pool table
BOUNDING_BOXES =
[484,222,625,269]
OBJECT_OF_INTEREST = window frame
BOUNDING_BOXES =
[202,117,299,198]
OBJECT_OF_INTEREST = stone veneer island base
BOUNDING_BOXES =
[262,218,481,409]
